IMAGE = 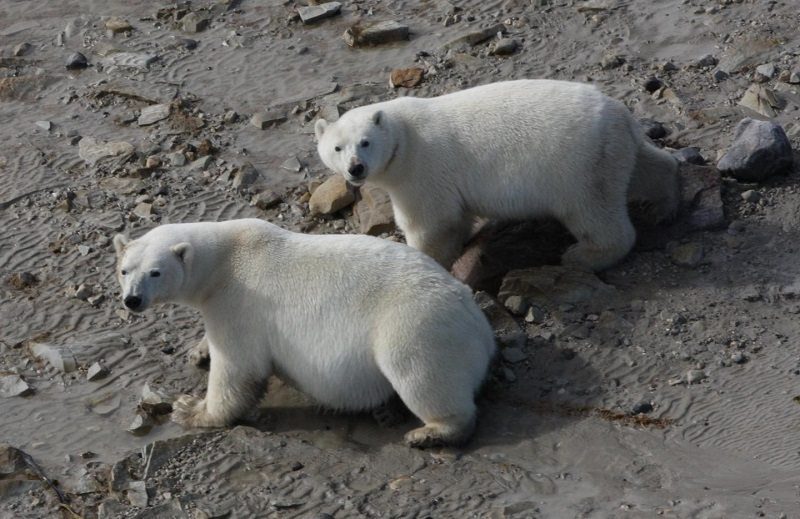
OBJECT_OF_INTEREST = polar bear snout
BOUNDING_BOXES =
[347,162,366,181]
[124,295,143,311]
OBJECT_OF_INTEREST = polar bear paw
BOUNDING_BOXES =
[188,338,210,370]
[171,394,223,428]
[404,423,471,449]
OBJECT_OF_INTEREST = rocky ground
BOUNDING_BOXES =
[2,0,800,517]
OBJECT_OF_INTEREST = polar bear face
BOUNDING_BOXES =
[113,234,191,313]
[315,110,396,185]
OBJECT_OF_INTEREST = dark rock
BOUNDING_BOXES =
[692,54,718,68]
[639,119,667,139]
[643,76,663,93]
[232,163,260,191]
[631,401,653,414]
[251,190,282,210]
[712,68,729,83]
[673,147,705,165]
[65,52,88,69]
[717,118,794,182]
[491,38,519,56]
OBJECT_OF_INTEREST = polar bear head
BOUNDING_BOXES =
[113,231,192,313]
[315,109,397,186]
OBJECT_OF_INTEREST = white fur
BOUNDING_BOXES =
[114,219,495,447]
[315,79,679,270]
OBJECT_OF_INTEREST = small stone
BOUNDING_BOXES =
[631,400,653,414]
[670,242,704,267]
[126,480,149,507]
[13,42,32,56]
[446,23,506,48]
[7,271,37,290]
[353,184,395,235]
[390,67,425,88]
[232,163,260,191]
[138,103,171,126]
[731,352,748,364]
[30,342,77,373]
[789,69,800,84]
[105,17,132,33]
[502,367,517,382]
[717,118,793,182]
[740,190,761,203]
[639,119,667,139]
[35,120,51,131]
[127,412,154,436]
[65,52,88,69]
[501,347,527,364]
[77,245,91,256]
[686,369,706,384]
[309,176,354,215]
[692,54,717,68]
[503,295,528,316]
[281,156,302,172]
[297,2,341,24]
[0,374,32,398]
[668,377,683,386]
[167,152,186,167]
[344,20,410,47]
[600,53,624,69]
[74,283,94,300]
[712,68,729,83]
[658,61,678,72]
[673,147,705,165]
[251,191,282,210]
[643,76,663,93]
[133,202,153,219]
[755,63,776,80]
[291,461,304,471]
[190,156,212,171]
[524,305,545,324]
[223,110,239,123]
[87,362,109,381]
[182,12,209,33]
[87,294,105,306]
[491,38,519,56]
[251,109,287,129]
[738,84,782,118]
[145,155,161,169]
[78,137,135,167]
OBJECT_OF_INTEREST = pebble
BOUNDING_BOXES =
[65,51,88,69]
[639,119,667,139]
[643,76,663,93]
[309,175,354,215]
[673,147,705,165]
[133,202,153,219]
[182,12,209,33]
[600,53,624,69]
[731,352,748,364]
[87,294,105,307]
[281,156,302,172]
[167,152,187,167]
[390,67,425,88]
[138,103,171,126]
[491,38,519,56]
[717,118,793,182]
[74,283,94,300]
[0,374,32,398]
[670,242,704,268]
[145,155,162,169]
[686,369,706,384]
[524,305,545,324]
[501,347,527,364]
[631,400,653,414]
[754,62,776,79]
[297,2,341,24]
[34,120,52,131]
[692,54,718,68]
[740,189,761,203]
[344,20,410,47]
[789,69,800,84]
[223,110,239,123]
[251,190,282,210]
[503,295,528,316]
[190,156,213,171]
[13,42,32,56]
[87,362,109,381]
[250,109,287,129]
[232,163,259,191]
[502,367,517,382]
[712,68,729,83]
[105,16,132,33]
[127,412,155,436]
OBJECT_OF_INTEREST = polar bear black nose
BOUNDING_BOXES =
[124,295,142,310]
[348,163,365,178]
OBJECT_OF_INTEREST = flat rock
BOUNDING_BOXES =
[250,109,287,129]
[390,67,424,88]
[297,2,341,24]
[87,362,109,381]
[29,342,77,373]
[102,52,158,71]
[0,375,32,398]
[309,175,354,215]
[79,137,134,167]
[251,190,282,210]
[93,79,178,105]
[182,12,209,33]
[353,184,394,235]
[491,38,519,56]
[232,163,259,191]
[498,266,615,307]
[717,118,793,182]
[344,21,410,47]
[137,103,171,126]
[738,84,783,118]
[281,156,302,172]
[446,23,505,48]
[133,202,153,219]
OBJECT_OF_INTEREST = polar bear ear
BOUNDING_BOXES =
[113,234,129,256]
[314,119,328,140]
[372,110,383,126]
[171,242,192,265]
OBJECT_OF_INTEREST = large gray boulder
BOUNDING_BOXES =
[717,118,793,182]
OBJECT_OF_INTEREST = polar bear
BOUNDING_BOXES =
[315,79,679,271]
[113,219,495,447]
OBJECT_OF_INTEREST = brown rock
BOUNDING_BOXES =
[309,176,354,215]
[354,184,395,235]
[390,67,425,88]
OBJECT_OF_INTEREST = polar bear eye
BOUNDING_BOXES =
[150,270,161,278]
[121,270,128,276]
[334,146,341,152]
[361,140,370,148]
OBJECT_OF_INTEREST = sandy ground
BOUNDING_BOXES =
[2,0,800,517]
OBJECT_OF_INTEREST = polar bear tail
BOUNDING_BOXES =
[627,131,680,223]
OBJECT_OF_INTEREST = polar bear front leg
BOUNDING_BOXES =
[172,346,269,428]
[188,334,210,369]
[403,219,471,269]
